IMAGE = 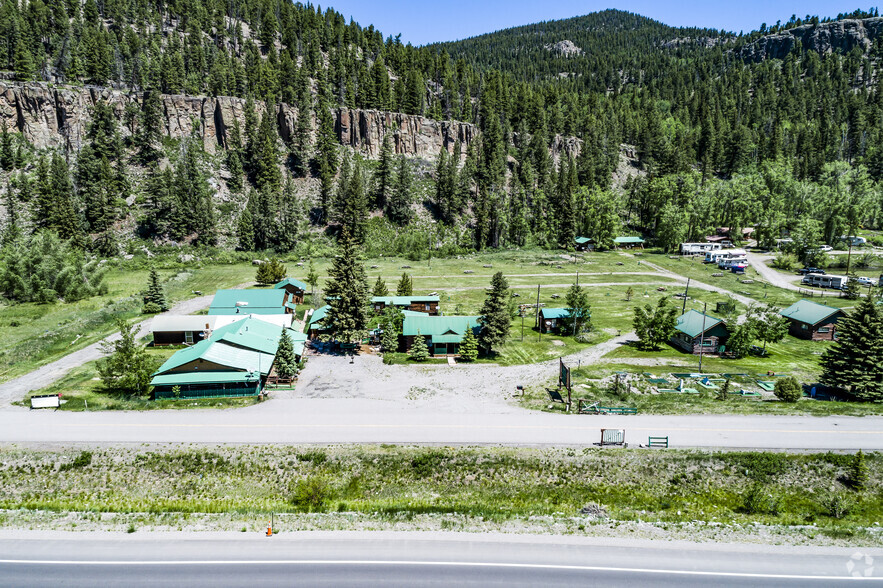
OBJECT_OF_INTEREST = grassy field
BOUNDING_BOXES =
[0,264,258,384]
[3,247,865,399]
[1,445,879,545]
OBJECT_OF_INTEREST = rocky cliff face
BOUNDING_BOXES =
[739,18,883,62]
[0,82,479,160]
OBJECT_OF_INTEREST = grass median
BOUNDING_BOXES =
[1,445,880,545]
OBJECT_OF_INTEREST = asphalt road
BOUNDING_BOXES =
[0,531,878,587]
[2,401,883,449]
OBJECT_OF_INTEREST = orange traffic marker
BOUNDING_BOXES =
[266,520,273,537]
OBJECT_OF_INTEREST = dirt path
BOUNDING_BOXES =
[745,253,803,292]
[0,285,251,407]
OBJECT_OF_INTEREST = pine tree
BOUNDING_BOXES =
[324,229,370,344]
[306,259,319,299]
[97,319,154,395]
[459,328,479,361]
[237,207,255,251]
[848,449,869,491]
[315,93,339,219]
[820,296,883,401]
[386,155,412,225]
[372,276,389,297]
[143,268,167,312]
[396,272,413,296]
[1,181,20,245]
[275,330,297,379]
[337,157,368,243]
[563,283,592,335]
[408,330,430,361]
[135,88,163,163]
[256,258,287,285]
[375,134,394,209]
[478,271,511,352]
[380,305,404,352]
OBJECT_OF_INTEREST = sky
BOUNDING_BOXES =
[321,1,866,45]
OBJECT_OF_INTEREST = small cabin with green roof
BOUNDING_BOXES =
[402,315,480,357]
[539,308,571,334]
[574,236,595,251]
[671,310,729,355]
[307,305,330,339]
[274,277,308,304]
[779,300,845,341]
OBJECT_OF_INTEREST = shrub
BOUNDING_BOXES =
[60,451,93,472]
[771,252,798,270]
[290,476,331,512]
[847,450,869,491]
[141,302,162,314]
[774,377,802,403]
[819,492,853,519]
[741,483,780,515]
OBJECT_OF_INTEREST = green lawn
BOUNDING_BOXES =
[20,346,260,411]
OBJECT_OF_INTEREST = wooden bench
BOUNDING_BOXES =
[577,400,637,415]
[648,436,669,449]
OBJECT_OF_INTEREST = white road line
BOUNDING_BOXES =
[0,559,875,580]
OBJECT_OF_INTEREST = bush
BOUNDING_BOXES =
[771,252,798,270]
[290,476,331,512]
[60,451,93,472]
[819,492,854,519]
[741,483,780,515]
[774,377,802,403]
[141,302,162,314]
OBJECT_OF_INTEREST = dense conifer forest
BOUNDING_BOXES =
[2,2,883,303]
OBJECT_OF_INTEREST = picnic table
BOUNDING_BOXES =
[577,400,638,415]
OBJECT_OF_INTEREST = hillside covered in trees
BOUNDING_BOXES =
[2,3,883,303]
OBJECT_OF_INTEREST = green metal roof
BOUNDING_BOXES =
[779,300,842,326]
[210,317,283,355]
[274,277,308,291]
[153,339,274,376]
[371,295,440,305]
[308,305,330,327]
[614,236,646,244]
[208,289,286,315]
[675,310,724,338]
[575,237,593,244]
[401,310,430,316]
[541,308,571,320]
[150,372,258,387]
[403,315,481,340]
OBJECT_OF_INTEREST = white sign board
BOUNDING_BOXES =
[30,394,60,409]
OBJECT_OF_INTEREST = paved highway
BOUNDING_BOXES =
[2,399,882,449]
[0,531,879,587]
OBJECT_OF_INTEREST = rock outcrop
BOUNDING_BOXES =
[0,82,479,160]
[739,18,883,62]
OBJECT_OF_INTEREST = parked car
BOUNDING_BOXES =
[818,245,833,252]
[798,267,826,275]
[855,276,875,287]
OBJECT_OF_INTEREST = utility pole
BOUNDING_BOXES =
[536,284,541,342]
[698,302,708,373]
[682,278,690,315]
[846,241,853,275]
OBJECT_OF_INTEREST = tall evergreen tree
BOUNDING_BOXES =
[324,229,370,344]
[478,271,511,352]
[386,156,412,225]
[274,330,297,379]
[820,296,883,401]
[396,272,413,296]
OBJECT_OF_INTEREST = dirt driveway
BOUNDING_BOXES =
[291,334,638,413]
